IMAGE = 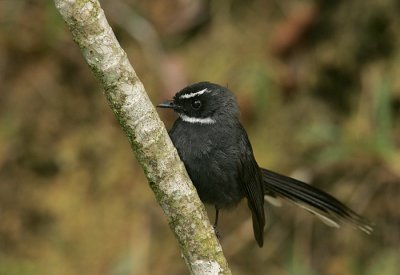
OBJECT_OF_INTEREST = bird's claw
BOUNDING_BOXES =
[213,225,221,239]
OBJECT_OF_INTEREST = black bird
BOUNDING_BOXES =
[157,81,372,247]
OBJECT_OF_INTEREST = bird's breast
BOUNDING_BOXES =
[169,122,244,207]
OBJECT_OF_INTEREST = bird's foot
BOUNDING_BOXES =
[213,225,221,239]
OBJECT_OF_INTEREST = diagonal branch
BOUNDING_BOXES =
[53,0,231,274]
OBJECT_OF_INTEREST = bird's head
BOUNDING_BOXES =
[157,82,239,124]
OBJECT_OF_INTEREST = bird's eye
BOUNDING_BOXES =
[191,100,202,110]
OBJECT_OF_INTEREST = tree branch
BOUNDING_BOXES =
[53,0,231,274]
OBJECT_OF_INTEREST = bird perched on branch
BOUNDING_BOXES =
[157,81,372,247]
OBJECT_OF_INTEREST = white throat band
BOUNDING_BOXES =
[180,114,216,124]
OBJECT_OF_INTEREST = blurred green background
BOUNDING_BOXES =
[0,0,399,274]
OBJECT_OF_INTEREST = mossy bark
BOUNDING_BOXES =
[53,0,231,274]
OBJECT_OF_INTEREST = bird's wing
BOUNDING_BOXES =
[237,126,266,247]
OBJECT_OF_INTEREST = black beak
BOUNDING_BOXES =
[157,100,176,109]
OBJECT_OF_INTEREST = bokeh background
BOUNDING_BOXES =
[1,0,399,274]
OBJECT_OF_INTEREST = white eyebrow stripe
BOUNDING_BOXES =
[180,114,216,124]
[179,88,210,99]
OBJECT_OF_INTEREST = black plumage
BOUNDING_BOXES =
[157,81,372,247]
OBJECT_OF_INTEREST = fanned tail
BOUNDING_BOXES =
[261,168,373,234]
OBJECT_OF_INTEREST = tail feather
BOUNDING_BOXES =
[261,168,373,234]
